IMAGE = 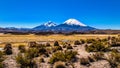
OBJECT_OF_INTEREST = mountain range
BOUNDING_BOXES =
[33,19,96,33]
[0,18,97,33]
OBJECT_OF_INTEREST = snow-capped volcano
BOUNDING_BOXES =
[33,21,57,30]
[64,19,87,26]
[44,21,57,27]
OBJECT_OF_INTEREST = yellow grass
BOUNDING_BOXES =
[0,34,118,47]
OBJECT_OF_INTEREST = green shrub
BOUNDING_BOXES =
[86,39,96,44]
[64,50,77,62]
[4,43,13,55]
[62,45,67,48]
[106,52,120,68]
[111,43,120,47]
[80,52,104,66]
[4,43,12,50]
[85,42,110,52]
[26,48,39,59]
[4,48,12,55]
[18,45,26,53]
[92,52,104,61]
[101,38,108,42]
[16,53,30,68]
[80,39,85,44]
[36,44,46,49]
[49,51,65,64]
[66,44,73,49]
[54,41,59,46]
[110,37,120,45]
[49,50,77,64]
[37,46,50,57]
[74,40,81,45]
[38,47,47,54]
[28,42,37,48]
[16,53,37,68]
[55,46,62,50]
[53,46,62,52]
[62,42,68,48]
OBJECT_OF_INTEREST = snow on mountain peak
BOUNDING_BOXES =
[44,21,57,27]
[64,19,87,26]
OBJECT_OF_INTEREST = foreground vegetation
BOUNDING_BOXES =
[0,34,119,68]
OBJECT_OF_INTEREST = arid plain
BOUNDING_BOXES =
[0,34,117,47]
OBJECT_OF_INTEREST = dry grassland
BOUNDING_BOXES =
[0,34,118,47]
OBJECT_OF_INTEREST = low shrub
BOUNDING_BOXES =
[55,46,62,50]
[106,52,120,68]
[111,43,120,47]
[4,48,13,55]
[85,42,110,52]
[92,52,104,61]
[80,39,85,44]
[74,40,81,45]
[37,47,50,57]
[16,53,29,68]
[54,41,59,46]
[49,51,65,64]
[36,44,46,49]
[101,38,108,42]
[86,39,96,44]
[16,53,37,68]
[66,44,73,49]
[4,43,12,50]
[28,42,37,48]
[4,43,13,55]
[18,45,26,53]
[64,50,77,62]
[80,52,104,66]
[49,50,77,64]
[38,47,47,54]
[53,46,62,52]
[62,45,67,48]
[26,48,39,59]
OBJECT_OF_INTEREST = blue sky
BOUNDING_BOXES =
[0,0,120,29]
